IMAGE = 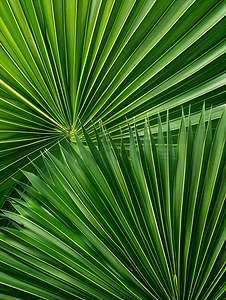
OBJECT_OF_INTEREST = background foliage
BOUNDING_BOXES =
[1,0,225,196]
[0,0,225,299]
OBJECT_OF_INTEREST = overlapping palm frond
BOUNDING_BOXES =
[1,0,226,197]
[1,108,225,299]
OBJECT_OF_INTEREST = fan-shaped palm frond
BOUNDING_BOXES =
[1,108,225,299]
[1,0,226,196]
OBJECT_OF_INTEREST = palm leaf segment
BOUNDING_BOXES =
[1,0,226,194]
[1,108,225,300]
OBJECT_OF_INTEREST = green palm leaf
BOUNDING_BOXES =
[1,108,225,299]
[1,0,225,197]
